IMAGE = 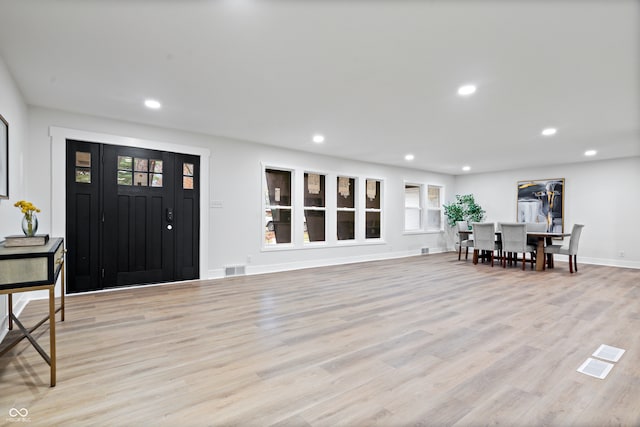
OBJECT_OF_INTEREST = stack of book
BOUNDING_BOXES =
[3,234,50,247]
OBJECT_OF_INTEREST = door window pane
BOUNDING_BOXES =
[150,159,163,173]
[117,156,133,186]
[183,162,195,189]
[134,158,148,172]
[151,173,163,187]
[134,172,148,186]
[75,151,92,183]
[118,156,132,170]
[76,152,91,167]
[117,170,132,186]
[75,168,91,183]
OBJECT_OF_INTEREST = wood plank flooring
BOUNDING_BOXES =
[1,254,639,426]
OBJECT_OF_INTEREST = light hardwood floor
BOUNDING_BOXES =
[1,254,639,426]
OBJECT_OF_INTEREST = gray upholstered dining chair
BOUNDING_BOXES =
[500,223,535,270]
[525,221,547,245]
[545,224,584,273]
[456,221,473,260]
[471,222,500,266]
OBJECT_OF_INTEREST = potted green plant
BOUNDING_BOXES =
[443,194,485,228]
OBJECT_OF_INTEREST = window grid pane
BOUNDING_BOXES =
[75,168,91,184]
[134,172,148,186]
[304,210,325,242]
[337,211,355,241]
[366,211,381,239]
[428,186,441,208]
[76,152,91,167]
[117,170,132,186]
[134,158,148,172]
[337,177,355,208]
[427,210,442,230]
[405,208,421,231]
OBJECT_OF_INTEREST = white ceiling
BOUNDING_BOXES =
[0,0,638,174]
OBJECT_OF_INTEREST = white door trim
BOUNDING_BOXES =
[50,126,211,282]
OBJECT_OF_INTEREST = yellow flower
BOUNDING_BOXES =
[14,200,41,216]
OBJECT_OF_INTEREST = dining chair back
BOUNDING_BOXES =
[525,222,547,246]
[546,224,584,273]
[525,222,547,232]
[567,224,584,254]
[456,221,473,260]
[472,222,499,266]
[500,223,535,270]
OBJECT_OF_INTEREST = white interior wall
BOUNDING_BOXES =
[453,157,640,268]
[0,57,30,333]
[28,106,454,281]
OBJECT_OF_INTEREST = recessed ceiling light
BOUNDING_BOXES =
[312,134,325,143]
[404,154,415,161]
[462,165,471,172]
[144,99,161,109]
[457,85,477,96]
[584,149,597,156]
[541,128,557,136]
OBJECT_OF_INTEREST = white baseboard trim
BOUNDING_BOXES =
[207,247,450,279]
[554,256,640,270]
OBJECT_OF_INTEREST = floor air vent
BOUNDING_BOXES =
[592,344,625,362]
[577,358,614,379]
[577,344,626,379]
[225,265,246,277]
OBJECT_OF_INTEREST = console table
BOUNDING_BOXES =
[0,237,65,387]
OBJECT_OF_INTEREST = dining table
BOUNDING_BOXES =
[458,229,571,271]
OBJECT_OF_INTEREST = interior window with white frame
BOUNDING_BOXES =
[264,168,293,246]
[304,172,326,243]
[337,176,356,241]
[365,179,382,239]
[426,185,443,231]
[404,183,423,232]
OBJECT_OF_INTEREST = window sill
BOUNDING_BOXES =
[402,229,444,236]
[261,239,387,252]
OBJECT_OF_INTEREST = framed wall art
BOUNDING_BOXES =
[516,178,564,233]
[0,114,8,199]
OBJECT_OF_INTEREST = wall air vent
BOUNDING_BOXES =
[224,265,246,277]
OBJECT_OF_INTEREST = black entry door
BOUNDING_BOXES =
[65,140,199,293]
